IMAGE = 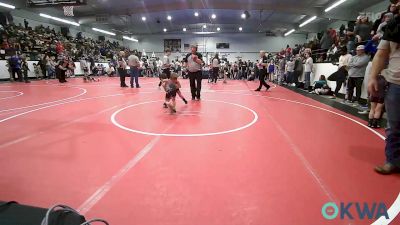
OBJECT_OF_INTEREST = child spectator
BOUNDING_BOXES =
[268,60,275,82]
[33,63,42,79]
[368,76,387,128]
[312,75,331,95]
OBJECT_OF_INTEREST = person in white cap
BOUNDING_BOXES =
[345,45,370,105]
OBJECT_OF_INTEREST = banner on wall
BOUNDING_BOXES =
[164,39,181,53]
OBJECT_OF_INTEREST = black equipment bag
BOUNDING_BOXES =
[0,202,109,225]
[0,201,47,225]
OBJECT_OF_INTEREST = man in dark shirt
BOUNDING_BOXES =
[255,50,271,91]
[56,58,68,83]
[183,45,203,100]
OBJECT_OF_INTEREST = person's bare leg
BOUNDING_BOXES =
[369,102,376,119]
[368,102,376,127]
[374,103,384,119]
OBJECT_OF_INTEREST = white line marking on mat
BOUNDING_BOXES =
[77,135,162,214]
[213,90,397,225]
[0,86,87,113]
[0,102,133,149]
[0,92,154,123]
[0,91,23,100]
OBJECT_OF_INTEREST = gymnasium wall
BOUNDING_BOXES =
[123,33,307,62]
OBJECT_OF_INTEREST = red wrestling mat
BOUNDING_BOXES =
[0,77,398,225]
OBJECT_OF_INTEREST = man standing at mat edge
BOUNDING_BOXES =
[184,45,203,100]
[368,14,400,175]
[128,52,140,88]
[159,48,172,87]
[118,51,128,88]
[255,50,271,91]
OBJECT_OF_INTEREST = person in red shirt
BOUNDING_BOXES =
[56,41,64,55]
[285,45,292,56]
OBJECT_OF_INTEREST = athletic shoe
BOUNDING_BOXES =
[328,96,336,99]
[183,98,188,104]
[136,86,141,88]
[358,110,369,115]
[197,97,201,101]
[192,97,196,101]
[367,119,373,127]
[266,86,270,91]
[374,163,400,175]
[167,103,175,113]
[163,103,168,108]
[255,89,261,92]
[25,80,31,83]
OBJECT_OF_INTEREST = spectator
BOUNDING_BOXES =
[56,57,68,83]
[8,52,22,82]
[387,2,399,16]
[346,45,370,105]
[320,30,334,57]
[329,46,352,98]
[20,55,30,83]
[293,54,303,86]
[285,57,295,85]
[128,52,141,88]
[369,14,400,174]
[33,63,42,79]
[326,44,338,61]
[304,52,313,91]
[24,19,29,30]
[354,15,372,44]
[372,12,394,41]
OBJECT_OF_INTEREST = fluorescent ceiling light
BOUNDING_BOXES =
[211,14,216,19]
[217,27,220,31]
[193,31,216,34]
[167,15,172,20]
[284,29,295,36]
[141,16,146,21]
[203,24,207,29]
[0,2,15,9]
[239,27,243,31]
[299,16,317,27]
[324,0,347,12]
[123,36,138,42]
[194,12,199,17]
[163,28,167,32]
[39,13,80,26]
[183,27,187,32]
[241,13,246,19]
[92,27,115,35]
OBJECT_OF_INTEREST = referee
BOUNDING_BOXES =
[183,45,203,100]
[255,50,271,91]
